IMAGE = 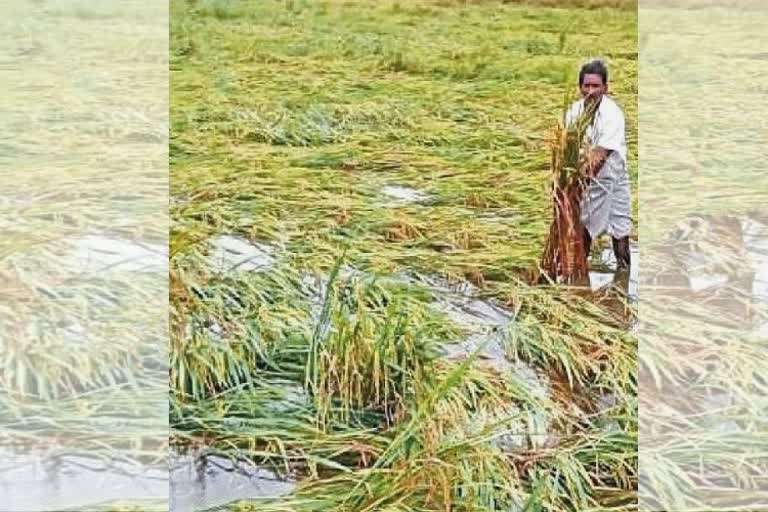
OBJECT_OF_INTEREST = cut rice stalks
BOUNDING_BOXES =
[540,97,598,284]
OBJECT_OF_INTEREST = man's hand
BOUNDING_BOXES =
[583,147,611,178]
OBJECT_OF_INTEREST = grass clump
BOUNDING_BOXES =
[197,0,247,19]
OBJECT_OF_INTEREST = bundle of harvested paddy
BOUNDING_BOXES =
[540,98,598,284]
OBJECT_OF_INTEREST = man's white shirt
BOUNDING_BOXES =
[564,95,627,166]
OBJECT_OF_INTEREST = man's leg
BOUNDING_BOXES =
[581,184,609,268]
[612,235,631,269]
[607,155,632,271]
[583,227,592,262]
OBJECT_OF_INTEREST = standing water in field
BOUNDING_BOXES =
[0,447,297,512]
[0,448,167,512]
[588,241,639,298]
[63,235,168,274]
[170,451,297,512]
[380,185,431,207]
[208,235,278,273]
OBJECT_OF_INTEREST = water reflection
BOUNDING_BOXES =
[588,242,639,299]
[0,448,167,512]
[0,447,303,512]
[170,451,296,512]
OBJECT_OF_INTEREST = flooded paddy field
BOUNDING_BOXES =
[168,1,641,510]
[1,0,764,509]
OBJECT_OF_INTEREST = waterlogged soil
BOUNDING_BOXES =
[162,214,764,511]
[63,234,168,274]
[171,450,297,512]
[379,184,432,207]
[648,214,768,335]
[0,446,299,512]
[21,215,768,510]
[13,214,761,511]
[0,448,167,512]
[207,235,278,274]
[588,242,639,298]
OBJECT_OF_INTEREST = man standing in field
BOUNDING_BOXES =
[565,59,632,270]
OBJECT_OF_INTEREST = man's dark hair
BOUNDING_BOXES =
[579,59,608,85]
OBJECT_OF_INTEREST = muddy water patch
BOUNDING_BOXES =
[650,214,768,331]
[587,242,638,298]
[379,184,431,207]
[742,216,768,301]
[62,234,168,273]
[208,235,278,273]
[659,214,759,294]
[432,296,511,330]
[476,209,525,226]
[417,273,512,334]
[417,273,556,449]
[588,270,616,292]
[4,232,168,274]
[0,448,167,512]
[170,450,297,512]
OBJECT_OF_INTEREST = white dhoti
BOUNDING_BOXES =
[580,151,632,240]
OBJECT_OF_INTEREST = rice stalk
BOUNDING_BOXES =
[305,263,442,428]
[540,97,599,284]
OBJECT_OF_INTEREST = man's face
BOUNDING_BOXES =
[580,73,607,104]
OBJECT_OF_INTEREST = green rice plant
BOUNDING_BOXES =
[504,284,635,397]
[305,264,447,428]
[170,286,312,399]
[170,232,322,399]
[224,351,634,512]
[197,0,246,19]
[224,358,527,512]
[172,382,390,476]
